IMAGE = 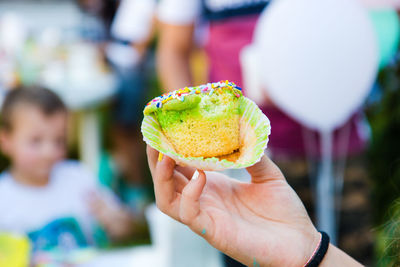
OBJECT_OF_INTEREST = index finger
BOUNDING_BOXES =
[146,145,159,175]
[147,148,182,220]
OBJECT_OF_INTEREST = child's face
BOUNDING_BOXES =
[1,105,67,182]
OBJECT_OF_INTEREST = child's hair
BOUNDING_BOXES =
[1,86,67,131]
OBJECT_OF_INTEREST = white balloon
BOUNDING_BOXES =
[254,0,378,131]
[358,0,400,8]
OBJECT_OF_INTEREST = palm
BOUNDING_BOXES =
[198,172,316,266]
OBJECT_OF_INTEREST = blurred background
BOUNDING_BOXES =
[0,0,399,266]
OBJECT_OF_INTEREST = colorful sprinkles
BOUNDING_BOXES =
[146,80,242,109]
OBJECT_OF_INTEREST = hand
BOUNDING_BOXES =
[146,146,320,267]
[89,193,135,242]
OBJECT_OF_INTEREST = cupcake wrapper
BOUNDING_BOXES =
[141,96,271,171]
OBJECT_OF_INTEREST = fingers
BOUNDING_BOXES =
[146,146,210,231]
[150,150,182,220]
[88,192,105,214]
[246,155,285,183]
[146,145,159,175]
[180,171,205,223]
[147,145,194,180]
[90,197,134,241]
[174,170,189,193]
[176,165,196,179]
[147,145,191,193]
[89,195,112,228]
[180,170,211,234]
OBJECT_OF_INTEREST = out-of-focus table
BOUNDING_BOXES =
[32,247,156,267]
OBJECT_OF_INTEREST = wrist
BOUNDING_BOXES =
[275,228,320,267]
[303,232,322,266]
[298,229,323,267]
[303,231,330,267]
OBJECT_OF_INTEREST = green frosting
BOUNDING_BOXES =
[164,94,201,111]
[144,94,202,115]
[143,105,157,115]
[154,91,242,129]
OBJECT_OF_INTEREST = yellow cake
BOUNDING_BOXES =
[143,81,243,158]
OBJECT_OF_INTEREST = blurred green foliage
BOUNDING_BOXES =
[368,54,400,225]
[367,51,400,266]
[375,200,400,267]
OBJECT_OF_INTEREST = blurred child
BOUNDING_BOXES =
[0,86,135,253]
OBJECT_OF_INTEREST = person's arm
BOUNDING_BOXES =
[111,0,157,59]
[146,146,363,266]
[156,22,195,92]
[132,17,156,58]
[89,190,137,243]
[320,244,362,267]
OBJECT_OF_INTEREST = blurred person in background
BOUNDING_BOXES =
[0,86,136,257]
[104,0,155,219]
[156,0,373,264]
[77,0,155,238]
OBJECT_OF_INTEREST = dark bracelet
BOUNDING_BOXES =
[303,231,330,267]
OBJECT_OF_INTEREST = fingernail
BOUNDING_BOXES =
[158,152,164,162]
[192,170,199,180]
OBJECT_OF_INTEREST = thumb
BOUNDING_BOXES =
[246,155,285,183]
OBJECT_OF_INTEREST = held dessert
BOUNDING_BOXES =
[144,81,242,158]
[142,80,271,171]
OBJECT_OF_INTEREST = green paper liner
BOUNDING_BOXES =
[141,96,271,171]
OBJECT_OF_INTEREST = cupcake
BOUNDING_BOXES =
[144,81,242,158]
[142,81,270,171]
